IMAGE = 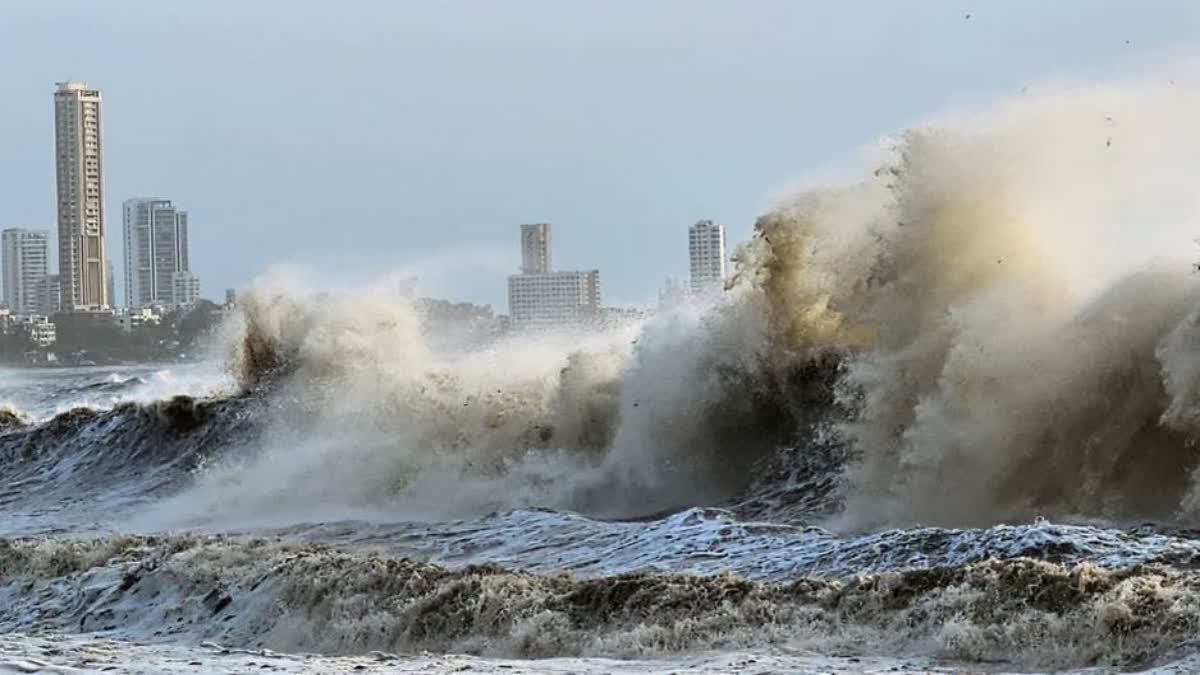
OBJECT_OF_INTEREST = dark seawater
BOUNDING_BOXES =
[2,363,1200,674]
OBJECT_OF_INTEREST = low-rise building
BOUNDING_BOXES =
[15,315,56,347]
[507,270,601,329]
[115,307,161,333]
[598,306,646,329]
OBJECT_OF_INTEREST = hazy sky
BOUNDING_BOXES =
[3,1,1199,309]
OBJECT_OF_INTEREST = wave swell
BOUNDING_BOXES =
[1,535,1199,670]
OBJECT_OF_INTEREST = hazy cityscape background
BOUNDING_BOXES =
[4,2,1196,311]
[4,2,1200,363]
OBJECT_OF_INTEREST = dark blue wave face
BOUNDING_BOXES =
[0,397,258,537]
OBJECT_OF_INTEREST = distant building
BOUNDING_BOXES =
[688,219,726,295]
[171,271,200,309]
[14,315,56,347]
[598,306,645,328]
[54,81,109,311]
[224,288,237,307]
[42,274,62,315]
[1,229,49,315]
[123,198,196,310]
[106,259,114,309]
[507,223,601,329]
[115,307,160,334]
[657,277,688,310]
[508,270,601,328]
[520,223,552,274]
[417,298,499,347]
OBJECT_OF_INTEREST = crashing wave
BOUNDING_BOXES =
[13,74,1200,534]
[0,404,27,432]
[183,76,1200,530]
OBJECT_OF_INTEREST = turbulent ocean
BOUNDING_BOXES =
[10,80,1200,673]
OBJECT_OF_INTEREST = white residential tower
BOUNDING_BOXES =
[1,229,50,315]
[688,219,726,295]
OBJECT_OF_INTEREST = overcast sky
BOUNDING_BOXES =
[3,1,1198,309]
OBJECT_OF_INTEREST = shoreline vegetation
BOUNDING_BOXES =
[0,297,503,368]
[0,300,227,368]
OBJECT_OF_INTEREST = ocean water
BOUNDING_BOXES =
[8,76,1200,673]
[7,366,1200,674]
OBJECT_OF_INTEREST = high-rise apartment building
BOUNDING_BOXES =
[54,81,108,311]
[123,198,196,309]
[520,223,552,274]
[507,224,601,329]
[688,219,726,295]
[1,229,50,315]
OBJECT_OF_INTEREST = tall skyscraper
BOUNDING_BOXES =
[520,223,552,274]
[688,219,726,295]
[1,229,50,315]
[54,81,108,311]
[123,198,196,309]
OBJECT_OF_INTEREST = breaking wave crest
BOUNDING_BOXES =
[170,74,1200,531]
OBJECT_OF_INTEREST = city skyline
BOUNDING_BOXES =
[7,76,720,316]
[4,76,720,318]
[3,3,1197,309]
